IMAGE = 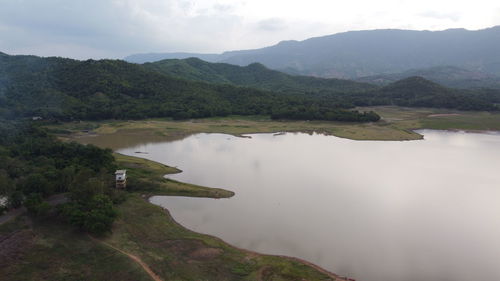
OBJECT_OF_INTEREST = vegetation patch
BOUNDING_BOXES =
[115,153,234,198]
[0,217,151,281]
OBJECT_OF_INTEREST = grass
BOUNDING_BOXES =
[115,153,234,198]
[420,111,500,131]
[54,107,500,150]
[0,217,151,281]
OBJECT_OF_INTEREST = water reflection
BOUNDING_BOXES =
[118,130,500,281]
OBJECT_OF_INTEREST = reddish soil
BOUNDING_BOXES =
[89,235,163,281]
[427,113,461,117]
[0,229,35,268]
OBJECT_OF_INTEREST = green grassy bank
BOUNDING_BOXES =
[52,107,500,151]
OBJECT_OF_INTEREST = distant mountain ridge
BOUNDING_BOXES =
[125,52,221,64]
[126,26,500,79]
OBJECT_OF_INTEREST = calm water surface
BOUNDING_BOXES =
[118,130,500,281]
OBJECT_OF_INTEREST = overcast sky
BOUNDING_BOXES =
[1,0,500,59]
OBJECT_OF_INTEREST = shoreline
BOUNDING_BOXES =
[113,149,350,280]
[150,196,350,281]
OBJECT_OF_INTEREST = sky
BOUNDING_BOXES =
[1,0,500,59]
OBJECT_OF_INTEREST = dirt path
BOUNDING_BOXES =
[89,235,163,281]
[428,113,461,117]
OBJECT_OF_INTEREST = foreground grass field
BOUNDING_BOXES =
[0,217,151,281]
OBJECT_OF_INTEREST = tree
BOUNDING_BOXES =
[0,169,14,195]
[25,193,51,217]
[8,191,23,209]
[21,173,53,196]
[59,194,117,235]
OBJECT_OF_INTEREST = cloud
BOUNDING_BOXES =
[257,18,287,32]
[419,11,461,22]
[0,0,247,58]
[0,0,157,58]
[212,3,234,13]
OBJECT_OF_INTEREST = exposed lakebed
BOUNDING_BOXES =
[118,130,500,281]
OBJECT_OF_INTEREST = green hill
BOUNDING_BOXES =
[0,54,273,120]
[350,76,498,110]
[143,57,376,94]
[357,66,500,89]
[0,54,377,122]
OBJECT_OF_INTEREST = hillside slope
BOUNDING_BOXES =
[351,77,497,110]
[0,53,377,122]
[143,57,376,94]
[357,66,500,89]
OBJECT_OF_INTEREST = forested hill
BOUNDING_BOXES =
[356,66,500,89]
[0,53,379,122]
[143,58,376,94]
[348,77,498,110]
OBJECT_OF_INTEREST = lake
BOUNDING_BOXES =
[118,130,500,281]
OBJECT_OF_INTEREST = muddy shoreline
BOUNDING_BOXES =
[149,196,351,281]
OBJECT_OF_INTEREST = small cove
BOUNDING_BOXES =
[118,130,500,281]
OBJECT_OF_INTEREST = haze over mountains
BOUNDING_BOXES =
[126,26,500,82]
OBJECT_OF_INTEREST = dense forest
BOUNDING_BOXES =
[356,66,500,89]
[346,77,500,110]
[0,120,119,234]
[0,53,378,122]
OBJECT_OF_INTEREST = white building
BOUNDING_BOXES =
[0,196,7,207]
[115,170,127,189]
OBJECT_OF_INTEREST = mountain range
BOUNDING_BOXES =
[126,26,500,80]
